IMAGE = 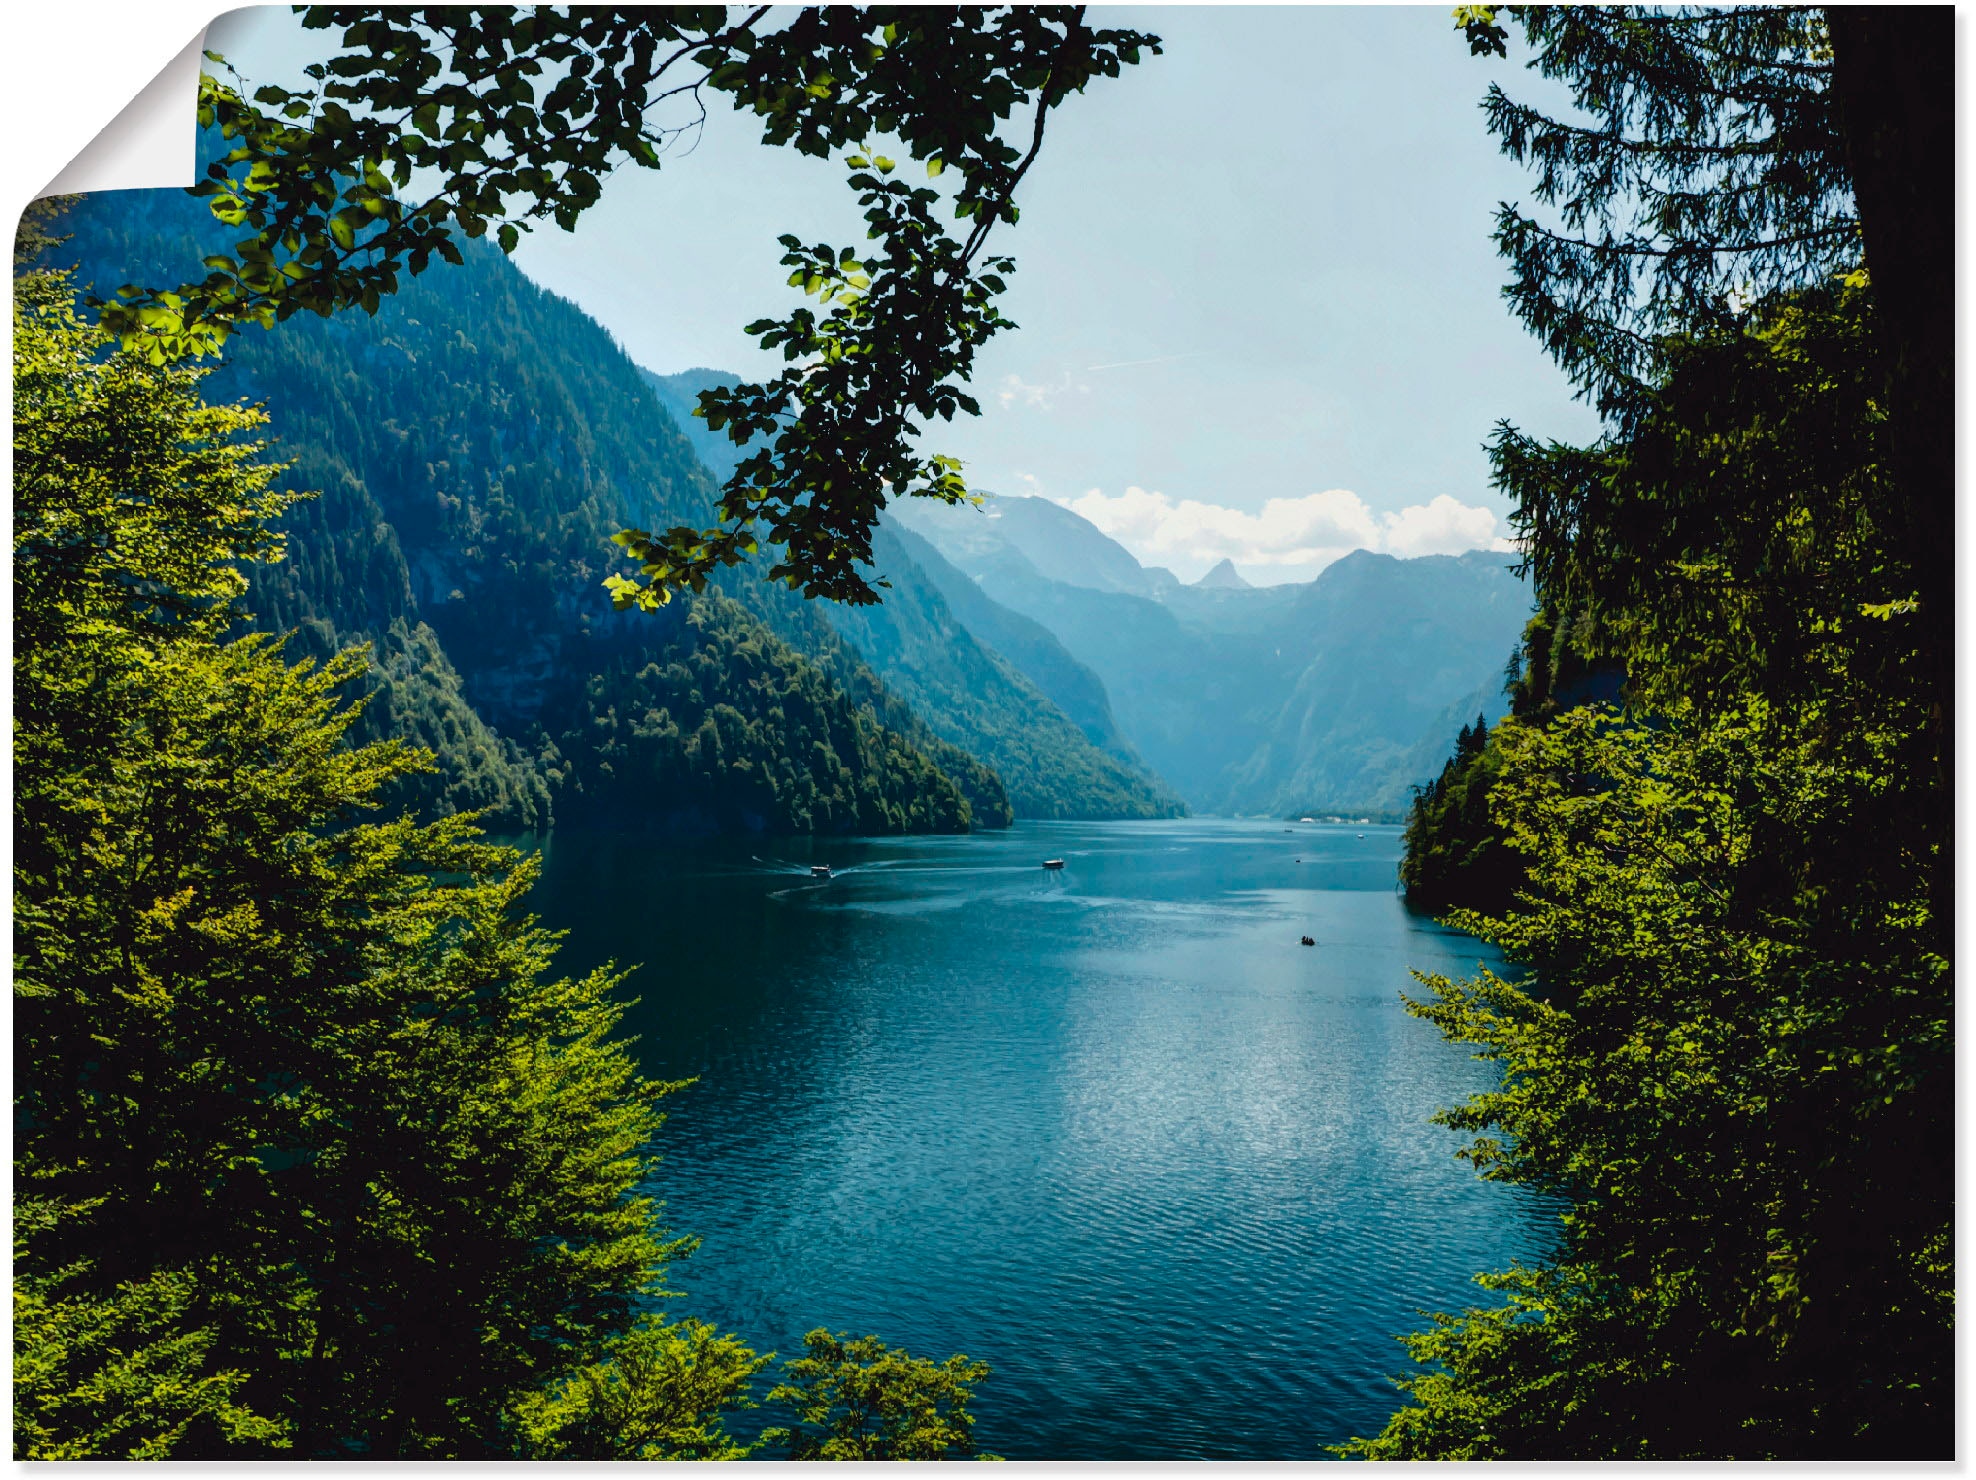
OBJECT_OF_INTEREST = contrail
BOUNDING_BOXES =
[1084,351,1204,373]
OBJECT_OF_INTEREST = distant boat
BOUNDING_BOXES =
[810,864,832,878]
[1042,858,1066,870]
[1356,833,1365,839]
[1300,935,1316,947]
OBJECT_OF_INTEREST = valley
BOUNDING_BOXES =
[60,188,1529,835]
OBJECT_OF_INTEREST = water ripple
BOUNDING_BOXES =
[527,819,1553,1460]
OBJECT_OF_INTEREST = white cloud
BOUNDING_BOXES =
[1379,493,1518,558]
[996,370,1089,412]
[1056,485,1514,583]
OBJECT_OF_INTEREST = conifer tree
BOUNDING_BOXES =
[1371,10,1950,1457]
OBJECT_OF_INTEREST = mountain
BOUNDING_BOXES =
[891,492,1179,598]
[897,495,1533,817]
[644,370,1183,821]
[1218,549,1532,815]
[1195,558,1252,589]
[642,367,747,480]
[818,524,1184,819]
[57,187,1005,836]
[881,522,1139,763]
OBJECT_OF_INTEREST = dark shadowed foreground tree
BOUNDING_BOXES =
[1361,9,1949,1459]
[12,266,765,1457]
[1456,2,1949,821]
[98,5,1159,607]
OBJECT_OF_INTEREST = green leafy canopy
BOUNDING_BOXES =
[96,7,1160,607]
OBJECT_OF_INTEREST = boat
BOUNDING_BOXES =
[1042,858,1066,870]
[1300,935,1316,947]
[810,864,832,878]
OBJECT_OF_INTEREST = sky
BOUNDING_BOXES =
[205,5,1603,585]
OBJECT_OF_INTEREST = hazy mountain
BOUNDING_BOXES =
[642,367,746,480]
[881,521,1142,764]
[900,496,1533,817]
[815,525,1184,819]
[1219,549,1532,815]
[891,492,1179,598]
[1195,557,1252,590]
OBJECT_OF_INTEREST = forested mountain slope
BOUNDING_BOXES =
[881,522,1142,765]
[646,370,1182,819]
[57,188,998,835]
[823,525,1184,819]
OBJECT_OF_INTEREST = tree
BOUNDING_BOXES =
[1367,10,1951,1457]
[13,264,761,1458]
[512,1316,772,1460]
[97,6,1160,607]
[14,1197,285,1459]
[761,1330,993,1460]
[1400,714,1515,917]
[1355,703,1949,1458]
[1457,5,1950,890]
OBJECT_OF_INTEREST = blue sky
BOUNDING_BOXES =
[209,5,1602,584]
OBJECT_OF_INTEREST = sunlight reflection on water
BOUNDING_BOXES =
[522,818,1552,1460]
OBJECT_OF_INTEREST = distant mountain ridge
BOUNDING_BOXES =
[649,365,1526,818]
[1195,558,1252,590]
[890,495,1533,816]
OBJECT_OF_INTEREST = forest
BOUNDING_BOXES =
[14,3,1953,1462]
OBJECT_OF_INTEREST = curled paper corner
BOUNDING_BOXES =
[40,26,210,199]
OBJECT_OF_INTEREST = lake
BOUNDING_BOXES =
[522,817,1552,1460]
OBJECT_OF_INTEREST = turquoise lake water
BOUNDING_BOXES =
[522,817,1552,1460]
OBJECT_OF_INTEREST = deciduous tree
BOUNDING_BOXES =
[98,6,1160,607]
[13,265,759,1458]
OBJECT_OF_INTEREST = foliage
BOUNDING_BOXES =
[1493,277,1913,721]
[1462,4,1948,795]
[97,7,1159,606]
[762,1330,993,1461]
[14,195,78,270]
[1500,600,1622,724]
[513,1315,771,1460]
[1355,705,1949,1458]
[1370,11,1950,1458]
[1400,600,1623,916]
[1454,6,1855,422]
[1405,277,1900,919]
[14,1199,285,1460]
[1399,715,1514,917]
[545,593,978,836]
[13,268,762,1458]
